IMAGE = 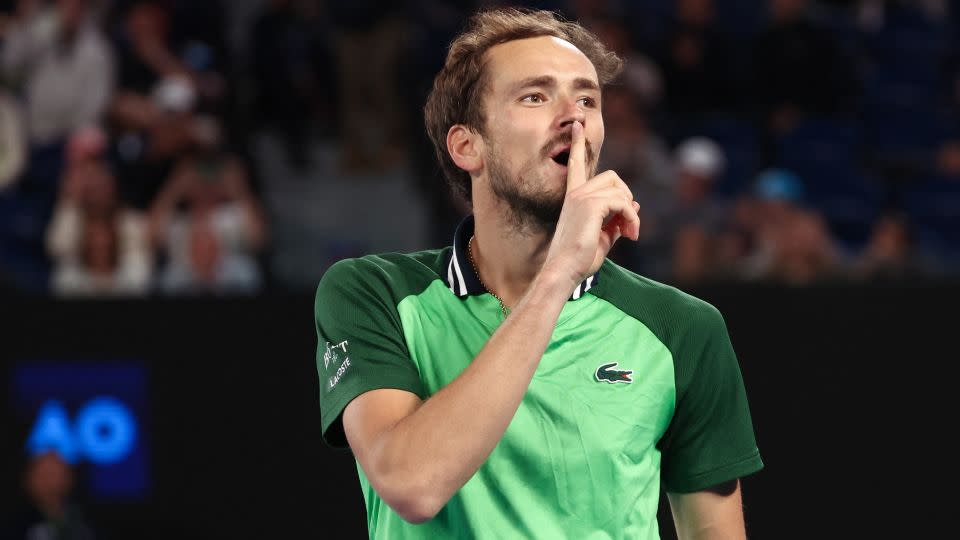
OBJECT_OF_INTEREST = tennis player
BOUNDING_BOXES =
[316,8,763,539]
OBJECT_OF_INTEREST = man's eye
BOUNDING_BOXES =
[578,97,597,107]
[522,94,544,103]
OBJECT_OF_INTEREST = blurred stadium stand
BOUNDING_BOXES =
[0,0,959,291]
[1,0,958,538]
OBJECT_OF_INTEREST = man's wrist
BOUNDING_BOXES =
[531,265,580,302]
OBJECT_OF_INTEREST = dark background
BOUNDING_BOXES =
[2,284,953,539]
[3,0,960,537]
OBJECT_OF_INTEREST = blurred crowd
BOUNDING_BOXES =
[0,0,266,296]
[1,0,960,297]
[590,0,960,285]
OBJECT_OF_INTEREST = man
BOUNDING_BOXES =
[315,9,762,539]
[5,451,97,540]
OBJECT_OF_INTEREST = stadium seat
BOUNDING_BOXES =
[775,118,883,249]
[713,0,765,37]
[862,100,955,173]
[860,3,948,106]
[0,191,53,292]
[901,174,960,264]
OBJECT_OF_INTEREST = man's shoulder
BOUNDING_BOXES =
[600,260,716,312]
[316,248,450,302]
[326,248,449,278]
[596,260,724,334]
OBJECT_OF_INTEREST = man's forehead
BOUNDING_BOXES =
[485,35,598,88]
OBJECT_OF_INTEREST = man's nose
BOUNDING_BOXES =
[557,98,587,129]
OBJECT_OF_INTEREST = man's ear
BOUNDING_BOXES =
[447,125,483,174]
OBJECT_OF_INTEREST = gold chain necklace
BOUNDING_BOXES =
[467,235,509,317]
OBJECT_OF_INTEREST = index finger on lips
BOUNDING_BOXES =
[566,121,586,194]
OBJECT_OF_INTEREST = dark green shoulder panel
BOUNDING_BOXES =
[314,248,448,447]
[318,248,448,307]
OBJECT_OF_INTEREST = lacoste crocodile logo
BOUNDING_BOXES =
[595,362,633,384]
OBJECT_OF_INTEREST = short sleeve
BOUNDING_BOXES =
[658,303,763,493]
[315,258,425,447]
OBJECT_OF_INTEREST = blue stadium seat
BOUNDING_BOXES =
[861,4,949,105]
[0,190,53,292]
[714,0,765,37]
[629,0,674,19]
[776,118,883,249]
[626,0,765,42]
[621,0,678,46]
[901,174,960,262]
[0,140,64,292]
[21,141,66,194]
[862,3,949,58]
[862,101,955,170]
[778,118,860,169]
[817,3,863,58]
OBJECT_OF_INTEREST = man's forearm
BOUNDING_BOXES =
[364,268,575,520]
[668,486,747,540]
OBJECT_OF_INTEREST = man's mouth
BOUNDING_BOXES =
[550,147,571,166]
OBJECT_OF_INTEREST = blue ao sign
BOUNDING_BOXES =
[12,363,150,499]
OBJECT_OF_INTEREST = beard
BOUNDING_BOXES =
[486,132,596,235]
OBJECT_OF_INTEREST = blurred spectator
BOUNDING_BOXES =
[936,139,960,176]
[0,88,26,190]
[165,0,229,114]
[598,86,672,213]
[108,0,197,208]
[401,0,480,245]
[754,0,858,134]
[656,0,742,121]
[851,212,913,279]
[0,0,114,145]
[46,127,151,296]
[329,2,409,173]
[671,137,730,277]
[729,168,839,284]
[665,137,730,283]
[6,451,96,540]
[149,115,265,294]
[623,136,727,282]
[111,0,188,96]
[159,217,261,294]
[250,0,331,169]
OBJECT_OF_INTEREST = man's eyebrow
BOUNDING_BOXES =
[511,75,600,93]
[513,75,557,92]
[573,77,600,91]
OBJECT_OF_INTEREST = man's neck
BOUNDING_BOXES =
[470,197,555,309]
[35,496,65,519]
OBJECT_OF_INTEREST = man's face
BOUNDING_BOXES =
[26,452,73,506]
[478,36,604,232]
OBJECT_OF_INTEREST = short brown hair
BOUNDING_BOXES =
[424,8,623,203]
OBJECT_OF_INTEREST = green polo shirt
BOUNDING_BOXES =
[315,216,762,539]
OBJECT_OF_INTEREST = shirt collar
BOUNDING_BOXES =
[443,215,599,301]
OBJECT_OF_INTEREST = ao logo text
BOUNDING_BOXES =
[27,396,138,465]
